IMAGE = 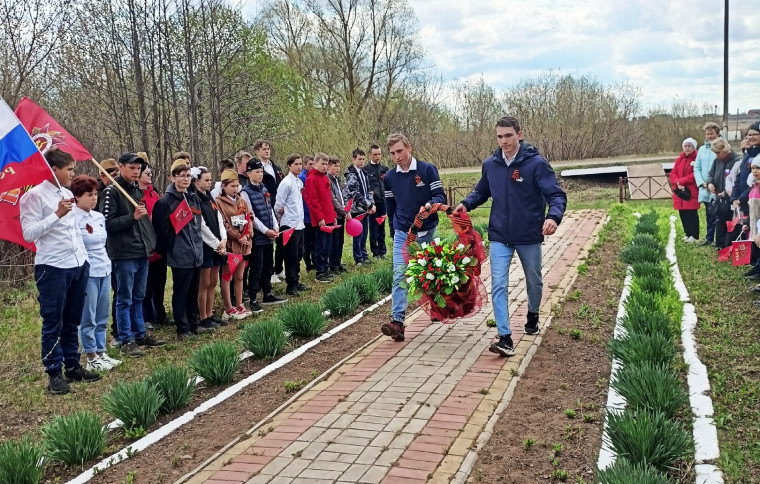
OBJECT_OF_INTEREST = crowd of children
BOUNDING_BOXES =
[20,141,392,395]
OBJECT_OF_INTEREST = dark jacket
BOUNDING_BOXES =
[96,180,108,212]
[328,173,347,219]
[706,150,740,195]
[731,145,760,206]
[364,161,389,214]
[462,142,566,245]
[102,175,156,260]
[197,189,224,258]
[343,165,374,216]
[242,183,276,246]
[384,159,446,233]
[257,158,285,205]
[151,184,204,269]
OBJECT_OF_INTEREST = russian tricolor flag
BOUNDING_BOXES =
[0,99,51,194]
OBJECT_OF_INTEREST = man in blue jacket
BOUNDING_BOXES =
[382,133,446,341]
[456,116,566,357]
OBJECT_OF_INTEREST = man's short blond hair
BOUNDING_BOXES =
[386,133,411,149]
[710,138,731,154]
[313,152,330,163]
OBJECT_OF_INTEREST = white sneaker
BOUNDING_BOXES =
[99,353,122,368]
[275,271,285,279]
[685,236,698,243]
[86,356,113,372]
[270,274,282,284]
[681,236,690,242]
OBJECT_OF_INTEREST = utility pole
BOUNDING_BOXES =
[723,0,729,133]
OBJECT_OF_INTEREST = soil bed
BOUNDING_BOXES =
[468,218,625,483]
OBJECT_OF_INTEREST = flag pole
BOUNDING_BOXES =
[90,158,139,208]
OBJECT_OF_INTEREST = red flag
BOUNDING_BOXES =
[281,227,296,246]
[0,99,57,250]
[344,198,353,213]
[355,213,366,221]
[320,224,342,233]
[170,198,193,234]
[717,245,732,262]
[726,220,737,232]
[14,97,92,161]
[732,240,752,266]
[222,253,244,281]
[376,214,387,225]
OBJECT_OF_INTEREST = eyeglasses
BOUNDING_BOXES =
[748,132,760,137]
[143,172,153,177]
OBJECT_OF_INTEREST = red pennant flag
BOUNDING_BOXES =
[14,97,92,161]
[222,253,245,281]
[320,224,342,233]
[344,198,353,213]
[732,240,752,266]
[717,245,732,262]
[726,220,737,232]
[282,227,296,246]
[170,198,193,234]
[376,214,387,225]
[355,213,366,221]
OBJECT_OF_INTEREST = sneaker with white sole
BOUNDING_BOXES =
[86,356,113,372]
[275,271,285,279]
[489,335,516,357]
[270,274,282,284]
[226,306,247,319]
[99,353,122,368]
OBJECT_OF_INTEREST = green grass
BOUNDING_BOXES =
[144,365,194,415]
[239,319,288,360]
[278,302,328,338]
[41,411,107,468]
[611,362,688,419]
[320,282,361,317]
[0,434,46,483]
[675,222,760,481]
[102,381,164,431]
[187,342,241,386]
[598,458,673,484]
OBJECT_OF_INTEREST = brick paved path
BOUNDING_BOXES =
[182,210,606,484]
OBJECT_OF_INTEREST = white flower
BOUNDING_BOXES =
[447,264,456,272]
[462,256,471,265]
[418,258,426,266]
[457,243,465,250]
[420,242,428,249]
[434,237,441,245]
[426,273,435,280]
[434,259,442,267]
[406,276,414,284]
[451,275,460,284]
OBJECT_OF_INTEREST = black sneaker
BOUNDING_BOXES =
[699,240,713,247]
[316,272,333,283]
[751,285,760,294]
[177,331,195,341]
[489,336,515,357]
[745,266,760,277]
[525,311,540,335]
[381,319,405,341]
[195,325,216,334]
[249,300,264,314]
[263,293,288,305]
[48,373,71,395]
[145,321,162,330]
[286,286,299,296]
[211,315,228,327]
[201,318,220,329]
[296,283,311,292]
[120,341,145,358]
[746,273,760,282]
[64,365,102,383]
[136,333,167,347]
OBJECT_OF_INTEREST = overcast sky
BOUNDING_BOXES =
[246,0,760,114]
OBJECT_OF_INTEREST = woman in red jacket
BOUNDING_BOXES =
[670,138,701,242]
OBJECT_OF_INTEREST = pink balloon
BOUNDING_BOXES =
[346,218,363,237]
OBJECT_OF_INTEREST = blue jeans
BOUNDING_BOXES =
[113,258,149,343]
[490,242,543,336]
[35,262,90,375]
[391,228,436,322]
[80,275,111,354]
[314,227,331,274]
[352,216,369,262]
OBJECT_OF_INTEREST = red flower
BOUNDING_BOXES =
[415,175,422,185]
[190,206,201,215]
[511,170,520,181]
[85,223,93,234]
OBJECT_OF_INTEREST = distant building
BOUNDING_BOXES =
[748,109,760,116]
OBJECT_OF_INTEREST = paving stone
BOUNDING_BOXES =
[358,465,390,483]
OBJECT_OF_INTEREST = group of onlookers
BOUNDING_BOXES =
[20,140,392,395]
[670,121,760,295]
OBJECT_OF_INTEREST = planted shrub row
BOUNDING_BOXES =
[602,211,693,480]
[2,263,395,480]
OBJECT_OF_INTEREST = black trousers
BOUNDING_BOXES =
[679,210,699,239]
[368,212,387,256]
[331,217,345,270]
[248,243,274,300]
[303,225,315,270]
[143,257,168,324]
[281,226,303,289]
[274,234,284,274]
[172,267,200,335]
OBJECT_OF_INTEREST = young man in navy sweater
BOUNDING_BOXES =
[456,116,566,357]
[381,133,446,341]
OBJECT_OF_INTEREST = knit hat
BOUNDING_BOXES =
[752,155,760,168]
[749,121,760,133]
[246,159,263,172]
[220,169,238,182]
[682,138,698,150]
[170,159,189,172]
